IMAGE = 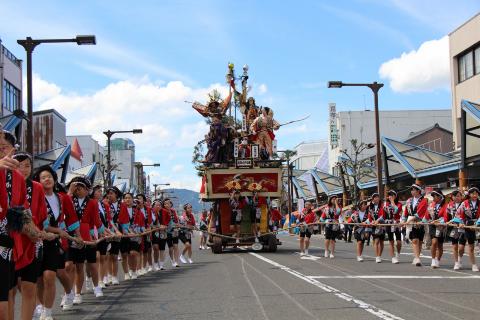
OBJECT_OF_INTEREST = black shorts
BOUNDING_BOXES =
[409,226,425,241]
[231,211,242,226]
[299,228,312,238]
[159,234,178,250]
[15,258,41,283]
[42,240,65,272]
[179,232,192,244]
[386,228,402,242]
[69,247,97,264]
[354,228,369,242]
[372,227,386,241]
[120,238,131,254]
[0,256,15,302]
[108,241,120,255]
[151,232,160,246]
[325,227,338,241]
[129,240,141,253]
[250,209,261,224]
[452,230,476,245]
[97,241,108,256]
[142,236,152,253]
[429,226,445,244]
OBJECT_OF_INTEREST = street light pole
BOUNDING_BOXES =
[17,35,96,157]
[328,81,384,196]
[103,129,143,187]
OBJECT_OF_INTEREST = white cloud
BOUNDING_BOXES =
[258,84,268,95]
[172,164,184,173]
[32,74,234,191]
[24,73,62,105]
[379,36,450,93]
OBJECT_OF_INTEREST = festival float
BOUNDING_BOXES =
[192,63,285,253]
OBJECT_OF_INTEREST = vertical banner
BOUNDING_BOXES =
[251,144,259,159]
[233,138,239,158]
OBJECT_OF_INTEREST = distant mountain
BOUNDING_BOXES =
[160,188,210,214]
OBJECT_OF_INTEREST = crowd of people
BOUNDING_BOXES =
[0,129,203,320]
[295,184,480,270]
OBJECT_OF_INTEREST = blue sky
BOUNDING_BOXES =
[1,0,479,190]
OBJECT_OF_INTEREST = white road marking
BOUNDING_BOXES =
[249,252,405,320]
[238,255,318,320]
[240,257,270,320]
[307,275,480,279]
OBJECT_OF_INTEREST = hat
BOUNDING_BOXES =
[106,186,123,198]
[12,152,32,163]
[387,190,397,196]
[33,165,58,183]
[430,188,444,198]
[68,176,91,189]
[411,184,422,191]
[467,186,480,194]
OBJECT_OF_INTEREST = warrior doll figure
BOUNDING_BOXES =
[192,81,235,163]
[250,107,280,159]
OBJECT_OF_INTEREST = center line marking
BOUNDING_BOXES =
[307,275,480,279]
[249,252,404,320]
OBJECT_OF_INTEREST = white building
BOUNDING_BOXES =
[291,140,329,172]
[66,135,105,170]
[109,138,135,189]
[449,12,480,157]
[328,109,452,174]
[0,39,22,116]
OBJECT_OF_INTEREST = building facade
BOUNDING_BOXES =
[30,109,67,155]
[0,39,22,117]
[291,140,329,172]
[449,13,480,156]
[110,138,136,189]
[66,135,105,169]
[328,109,452,174]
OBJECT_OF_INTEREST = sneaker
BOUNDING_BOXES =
[147,265,153,272]
[375,257,382,263]
[60,294,67,307]
[99,281,106,289]
[33,305,43,319]
[188,258,193,264]
[431,259,437,268]
[324,250,329,258]
[85,277,93,292]
[107,275,112,285]
[453,262,461,270]
[124,273,131,281]
[357,256,364,262]
[132,272,138,279]
[94,286,104,298]
[392,257,399,264]
[128,270,133,278]
[138,268,145,276]
[159,262,165,270]
[112,277,120,285]
[179,255,187,264]
[199,246,203,250]
[236,238,240,244]
[153,263,160,272]
[172,261,178,268]
[305,249,309,255]
[73,294,82,305]
[255,237,259,243]
[62,292,74,310]
[414,258,422,267]
[329,253,335,259]
[300,251,305,257]
[436,259,441,268]
[472,264,479,272]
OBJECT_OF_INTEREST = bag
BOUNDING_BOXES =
[159,231,167,239]
[331,224,340,232]
[185,231,192,240]
[449,228,458,239]
[172,229,179,238]
[374,227,384,235]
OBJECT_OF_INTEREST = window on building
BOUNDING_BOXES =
[2,80,21,112]
[458,44,480,82]
[475,47,480,75]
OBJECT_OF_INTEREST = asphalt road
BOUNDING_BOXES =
[30,233,480,319]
